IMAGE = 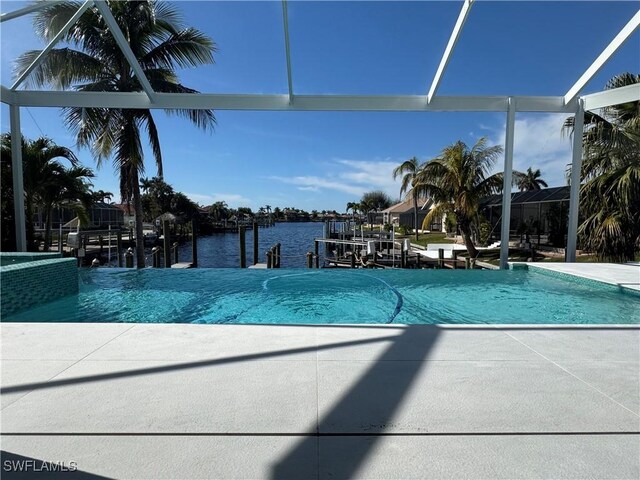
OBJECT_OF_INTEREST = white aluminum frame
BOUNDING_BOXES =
[427,0,474,103]
[499,97,516,269]
[1,1,639,265]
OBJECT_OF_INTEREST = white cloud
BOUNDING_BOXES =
[269,175,364,196]
[490,113,573,187]
[269,157,404,200]
[185,192,251,207]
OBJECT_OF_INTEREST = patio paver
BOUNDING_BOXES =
[1,323,638,479]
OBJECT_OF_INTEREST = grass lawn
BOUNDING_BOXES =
[403,232,456,247]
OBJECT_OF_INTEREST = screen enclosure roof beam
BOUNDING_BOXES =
[582,83,640,111]
[281,0,294,102]
[564,9,640,105]
[93,0,156,103]
[0,1,66,23]
[11,0,94,91]
[11,91,578,113]
[427,0,474,103]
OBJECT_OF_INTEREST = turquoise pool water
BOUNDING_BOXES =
[3,268,639,324]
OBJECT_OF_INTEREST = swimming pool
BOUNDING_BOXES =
[3,268,638,324]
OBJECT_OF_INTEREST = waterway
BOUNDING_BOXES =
[178,222,327,268]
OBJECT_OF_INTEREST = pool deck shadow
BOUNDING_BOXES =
[1,323,639,479]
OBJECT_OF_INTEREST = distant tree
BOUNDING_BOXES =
[208,201,229,221]
[361,191,392,211]
[346,202,359,222]
[237,207,253,217]
[140,177,174,221]
[171,192,199,220]
[516,167,548,191]
[91,190,114,203]
[393,156,422,240]
[360,190,392,228]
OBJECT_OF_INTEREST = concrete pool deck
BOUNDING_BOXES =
[1,322,638,479]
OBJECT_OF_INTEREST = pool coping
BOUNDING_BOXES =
[510,262,640,297]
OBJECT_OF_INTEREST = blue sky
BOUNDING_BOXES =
[1,1,639,212]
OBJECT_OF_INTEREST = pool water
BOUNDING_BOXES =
[4,268,639,324]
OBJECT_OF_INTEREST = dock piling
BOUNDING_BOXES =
[173,242,179,264]
[306,252,313,268]
[438,248,444,269]
[266,249,272,268]
[452,250,459,269]
[163,220,171,268]
[275,243,281,268]
[191,219,198,268]
[465,257,471,269]
[116,231,123,267]
[239,226,247,268]
[125,247,134,268]
[152,247,160,268]
[253,221,259,265]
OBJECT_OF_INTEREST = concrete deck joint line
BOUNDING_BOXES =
[503,331,640,418]
[1,325,138,411]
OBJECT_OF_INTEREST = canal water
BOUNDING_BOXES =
[178,222,327,268]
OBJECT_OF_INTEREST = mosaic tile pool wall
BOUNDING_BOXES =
[1,253,78,317]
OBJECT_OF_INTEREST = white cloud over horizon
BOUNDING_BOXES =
[491,113,573,188]
[269,157,403,202]
[185,192,251,207]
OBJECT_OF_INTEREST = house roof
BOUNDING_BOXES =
[481,186,570,207]
[382,198,432,214]
[113,203,135,215]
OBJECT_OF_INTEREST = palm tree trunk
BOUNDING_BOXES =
[43,206,53,251]
[413,195,419,242]
[132,171,146,269]
[458,217,478,258]
[25,196,36,251]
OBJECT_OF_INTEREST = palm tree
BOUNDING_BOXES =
[360,191,392,229]
[414,137,513,257]
[208,201,229,222]
[41,165,94,251]
[91,190,114,203]
[393,156,421,240]
[16,1,216,267]
[563,72,640,262]
[516,167,548,191]
[346,201,359,222]
[1,134,79,251]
